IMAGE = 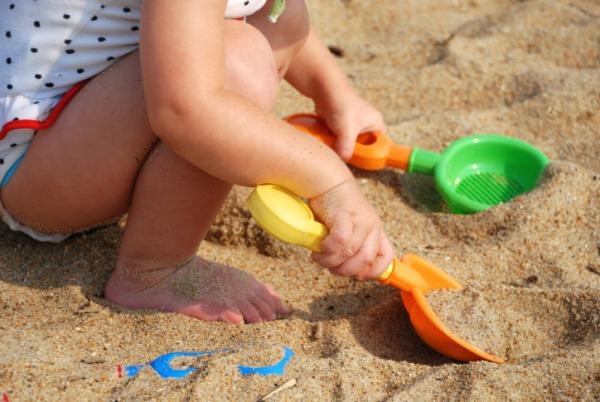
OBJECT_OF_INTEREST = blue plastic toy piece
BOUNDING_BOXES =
[124,364,146,377]
[123,346,295,379]
[125,349,230,379]
[150,351,208,379]
[238,346,295,376]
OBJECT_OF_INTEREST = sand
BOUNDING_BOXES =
[427,287,503,356]
[427,284,600,360]
[1,0,600,400]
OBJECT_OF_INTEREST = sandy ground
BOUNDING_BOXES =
[1,0,599,400]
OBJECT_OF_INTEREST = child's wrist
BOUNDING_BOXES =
[310,74,355,107]
[313,84,357,115]
[308,175,355,202]
[273,154,352,200]
[304,169,353,199]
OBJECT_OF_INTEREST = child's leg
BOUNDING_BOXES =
[106,141,288,324]
[0,20,307,323]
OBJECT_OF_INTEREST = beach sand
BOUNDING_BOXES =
[1,0,599,400]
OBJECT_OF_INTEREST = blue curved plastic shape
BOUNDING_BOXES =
[125,349,230,379]
[149,352,207,379]
[238,346,294,376]
[124,364,146,377]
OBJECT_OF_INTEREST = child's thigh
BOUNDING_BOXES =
[1,51,156,232]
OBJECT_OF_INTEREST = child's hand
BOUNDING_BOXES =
[315,88,386,162]
[308,180,394,281]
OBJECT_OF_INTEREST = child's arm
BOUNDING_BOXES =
[140,0,393,280]
[140,0,350,199]
[285,26,386,161]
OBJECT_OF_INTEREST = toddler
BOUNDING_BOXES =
[0,0,394,323]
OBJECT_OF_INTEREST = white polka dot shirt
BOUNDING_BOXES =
[1,0,268,100]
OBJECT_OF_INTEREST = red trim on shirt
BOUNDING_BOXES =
[0,81,86,141]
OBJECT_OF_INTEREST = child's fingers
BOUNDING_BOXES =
[367,114,387,134]
[328,228,380,278]
[335,132,358,162]
[312,225,368,269]
[313,215,357,267]
[318,215,353,255]
[359,233,395,280]
[327,117,356,161]
[334,114,387,162]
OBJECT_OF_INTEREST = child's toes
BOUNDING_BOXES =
[260,286,289,318]
[253,298,276,321]
[276,301,290,317]
[239,302,263,324]
[269,293,290,318]
[219,307,245,324]
[187,302,244,324]
[273,296,289,317]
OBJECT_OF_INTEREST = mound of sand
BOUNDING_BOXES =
[1,0,599,400]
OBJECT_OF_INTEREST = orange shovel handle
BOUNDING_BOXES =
[387,143,412,171]
[378,254,462,292]
[286,113,336,148]
[285,113,413,171]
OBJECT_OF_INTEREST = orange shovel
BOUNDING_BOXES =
[247,184,504,363]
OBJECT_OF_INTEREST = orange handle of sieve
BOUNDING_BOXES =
[386,142,412,170]
[284,114,412,171]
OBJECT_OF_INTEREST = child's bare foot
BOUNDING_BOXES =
[104,256,289,324]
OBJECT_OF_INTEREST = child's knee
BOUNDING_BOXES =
[223,22,280,110]
[277,0,310,43]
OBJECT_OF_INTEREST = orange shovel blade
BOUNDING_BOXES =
[401,290,505,363]
[381,254,505,363]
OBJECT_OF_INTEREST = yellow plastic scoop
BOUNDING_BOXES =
[247,184,505,363]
